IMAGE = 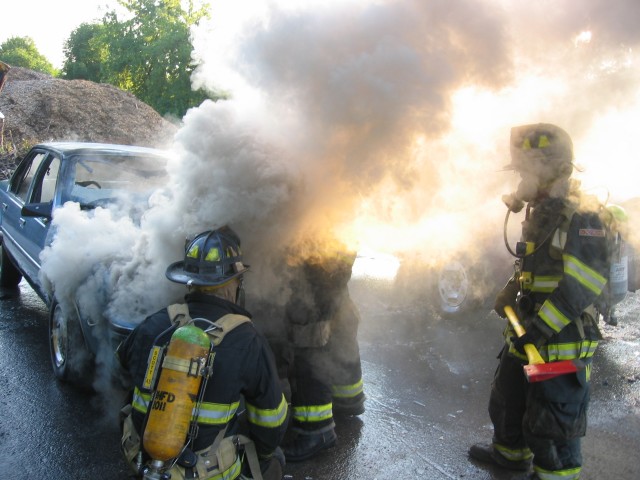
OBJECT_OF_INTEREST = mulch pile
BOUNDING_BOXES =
[0,66,177,180]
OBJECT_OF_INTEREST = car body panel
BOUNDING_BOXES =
[0,142,169,355]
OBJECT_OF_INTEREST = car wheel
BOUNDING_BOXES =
[0,242,22,288]
[49,301,94,386]
[434,260,476,316]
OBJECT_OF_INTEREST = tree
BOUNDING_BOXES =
[61,23,109,82]
[104,0,214,117]
[0,37,56,76]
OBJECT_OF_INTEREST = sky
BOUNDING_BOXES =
[1,0,117,69]
[4,0,640,336]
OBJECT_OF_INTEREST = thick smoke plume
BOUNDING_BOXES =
[38,0,640,390]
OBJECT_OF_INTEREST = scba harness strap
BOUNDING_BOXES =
[121,304,263,480]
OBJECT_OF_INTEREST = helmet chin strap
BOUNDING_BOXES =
[236,278,246,308]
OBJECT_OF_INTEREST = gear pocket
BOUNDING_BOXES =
[525,373,589,440]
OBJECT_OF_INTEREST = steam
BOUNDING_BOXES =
[37,0,640,396]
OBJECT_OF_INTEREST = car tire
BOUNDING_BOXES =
[49,300,94,387]
[0,242,22,288]
[433,260,478,316]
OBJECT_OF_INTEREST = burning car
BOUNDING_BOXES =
[0,142,169,383]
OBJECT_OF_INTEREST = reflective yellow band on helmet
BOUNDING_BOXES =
[331,378,364,399]
[246,394,288,428]
[563,253,607,295]
[292,403,333,423]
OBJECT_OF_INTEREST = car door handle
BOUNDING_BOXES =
[19,218,26,227]
[1,202,7,211]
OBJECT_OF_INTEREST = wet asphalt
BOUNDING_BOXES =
[0,272,638,479]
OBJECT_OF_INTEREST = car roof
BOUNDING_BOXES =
[34,142,169,158]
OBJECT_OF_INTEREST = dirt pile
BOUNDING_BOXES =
[0,66,178,179]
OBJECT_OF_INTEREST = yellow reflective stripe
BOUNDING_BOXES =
[538,300,571,333]
[130,387,239,425]
[534,465,581,480]
[563,254,607,295]
[132,387,151,414]
[292,403,333,423]
[530,275,561,293]
[540,340,598,362]
[331,378,364,399]
[246,394,288,428]
[493,442,533,462]
[195,401,240,425]
[204,454,242,480]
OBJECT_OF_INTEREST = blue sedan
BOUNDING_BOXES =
[0,142,168,384]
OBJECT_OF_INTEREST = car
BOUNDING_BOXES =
[0,142,168,383]
[392,203,517,317]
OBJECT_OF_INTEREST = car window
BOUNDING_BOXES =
[70,153,167,205]
[35,156,61,204]
[11,152,48,202]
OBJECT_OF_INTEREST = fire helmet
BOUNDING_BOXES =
[165,227,249,286]
[607,204,628,224]
[505,123,574,179]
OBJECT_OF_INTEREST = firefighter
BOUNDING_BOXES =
[281,239,366,462]
[117,227,288,480]
[468,124,609,480]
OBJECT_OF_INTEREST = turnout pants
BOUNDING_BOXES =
[288,294,364,430]
[488,347,590,480]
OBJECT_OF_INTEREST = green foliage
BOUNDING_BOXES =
[0,37,56,76]
[63,0,219,118]
[61,23,109,82]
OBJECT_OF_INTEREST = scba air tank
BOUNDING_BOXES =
[608,236,629,305]
[143,324,211,462]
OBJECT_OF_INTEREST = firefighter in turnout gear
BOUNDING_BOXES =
[117,227,288,480]
[468,124,610,480]
[281,237,365,462]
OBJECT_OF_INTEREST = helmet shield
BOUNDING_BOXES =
[166,228,249,286]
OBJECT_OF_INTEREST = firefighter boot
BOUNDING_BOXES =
[468,442,532,471]
[283,423,337,462]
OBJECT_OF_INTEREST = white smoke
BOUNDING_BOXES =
[37,0,640,390]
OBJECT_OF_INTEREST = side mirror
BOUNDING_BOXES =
[21,202,53,219]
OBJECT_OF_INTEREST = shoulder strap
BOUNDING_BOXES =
[167,303,192,327]
[207,314,251,346]
[167,304,250,344]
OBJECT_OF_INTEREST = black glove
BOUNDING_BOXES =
[510,326,546,355]
[494,277,519,318]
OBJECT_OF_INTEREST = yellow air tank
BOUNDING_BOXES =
[143,324,210,462]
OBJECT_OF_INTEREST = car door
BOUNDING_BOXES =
[2,149,60,296]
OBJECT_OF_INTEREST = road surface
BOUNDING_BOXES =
[0,269,638,479]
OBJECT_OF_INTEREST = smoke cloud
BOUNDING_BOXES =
[37,0,640,391]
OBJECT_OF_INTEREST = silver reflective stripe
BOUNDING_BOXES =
[132,387,150,414]
[195,401,240,425]
[246,394,288,428]
[331,378,364,398]
[530,276,560,293]
[538,301,570,333]
[563,254,607,295]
